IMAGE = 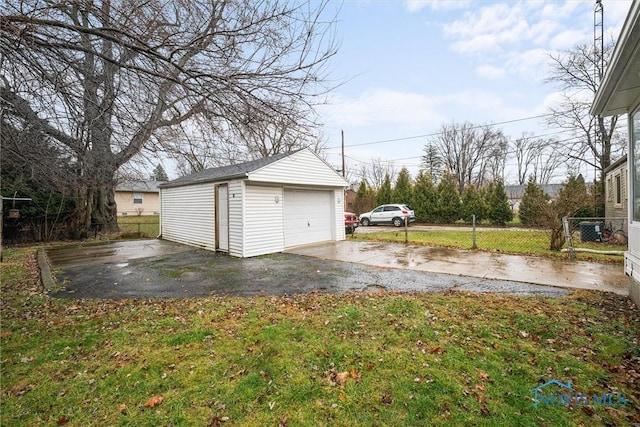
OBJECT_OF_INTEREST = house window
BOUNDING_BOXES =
[632,108,640,221]
[133,192,143,204]
[607,177,613,202]
[615,174,622,204]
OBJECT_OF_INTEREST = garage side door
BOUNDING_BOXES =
[284,189,333,248]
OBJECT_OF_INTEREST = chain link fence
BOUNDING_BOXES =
[352,216,628,260]
[562,217,628,259]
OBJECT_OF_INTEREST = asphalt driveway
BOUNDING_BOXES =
[45,239,569,299]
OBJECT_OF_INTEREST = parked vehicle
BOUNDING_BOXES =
[359,204,415,227]
[344,212,359,234]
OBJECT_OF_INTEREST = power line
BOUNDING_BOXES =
[328,113,555,149]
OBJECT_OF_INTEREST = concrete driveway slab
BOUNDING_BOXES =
[45,239,570,299]
[286,241,628,295]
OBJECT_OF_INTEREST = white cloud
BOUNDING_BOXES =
[504,48,552,82]
[475,65,506,79]
[322,89,445,128]
[549,29,588,50]
[443,3,532,54]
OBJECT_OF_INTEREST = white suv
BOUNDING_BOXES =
[359,204,415,227]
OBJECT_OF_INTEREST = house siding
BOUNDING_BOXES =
[115,191,160,216]
[249,149,347,187]
[228,180,244,257]
[160,184,215,250]
[334,189,346,241]
[243,184,285,257]
[605,160,628,226]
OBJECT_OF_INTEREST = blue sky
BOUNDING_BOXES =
[318,0,633,184]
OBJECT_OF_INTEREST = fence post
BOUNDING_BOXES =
[562,216,575,261]
[404,216,408,244]
[472,214,477,249]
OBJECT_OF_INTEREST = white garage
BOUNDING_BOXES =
[159,148,349,257]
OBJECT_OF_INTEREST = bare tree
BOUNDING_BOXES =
[429,121,508,194]
[1,0,338,234]
[546,43,626,211]
[513,133,565,185]
[361,158,395,190]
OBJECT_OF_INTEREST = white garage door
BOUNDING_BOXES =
[284,189,333,247]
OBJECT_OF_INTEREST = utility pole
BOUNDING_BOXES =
[341,130,345,178]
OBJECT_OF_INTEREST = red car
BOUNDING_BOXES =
[344,212,359,234]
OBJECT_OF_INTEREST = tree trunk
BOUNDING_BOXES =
[91,182,119,233]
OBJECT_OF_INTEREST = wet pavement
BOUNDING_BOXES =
[45,239,573,299]
[287,241,629,295]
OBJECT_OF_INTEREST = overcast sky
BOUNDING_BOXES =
[317,0,633,185]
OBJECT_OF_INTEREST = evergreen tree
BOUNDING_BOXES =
[393,167,413,205]
[486,179,513,225]
[421,144,443,183]
[460,185,487,223]
[412,171,438,222]
[376,173,392,206]
[436,172,461,223]
[153,164,169,181]
[354,179,376,214]
[519,177,548,226]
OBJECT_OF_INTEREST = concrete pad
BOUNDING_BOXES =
[44,239,571,299]
[286,241,628,296]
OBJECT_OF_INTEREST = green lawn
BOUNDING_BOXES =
[2,247,638,426]
[353,229,626,262]
[116,215,159,238]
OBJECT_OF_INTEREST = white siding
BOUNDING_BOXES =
[228,180,244,257]
[161,184,215,250]
[243,184,285,257]
[334,190,346,242]
[249,149,349,187]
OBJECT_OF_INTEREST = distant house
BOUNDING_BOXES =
[115,180,164,216]
[604,155,628,224]
[345,187,357,212]
[505,184,564,214]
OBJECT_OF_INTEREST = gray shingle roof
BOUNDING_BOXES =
[116,180,165,193]
[505,184,564,199]
[160,152,291,188]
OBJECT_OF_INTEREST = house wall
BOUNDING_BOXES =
[160,183,216,251]
[228,180,244,257]
[335,189,346,241]
[605,161,628,225]
[243,184,285,257]
[627,109,640,306]
[115,191,160,216]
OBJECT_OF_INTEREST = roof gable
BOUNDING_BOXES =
[248,148,349,187]
[161,148,348,188]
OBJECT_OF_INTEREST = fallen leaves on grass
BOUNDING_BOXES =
[144,395,163,408]
[325,369,361,389]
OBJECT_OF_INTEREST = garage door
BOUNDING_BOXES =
[284,189,333,247]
